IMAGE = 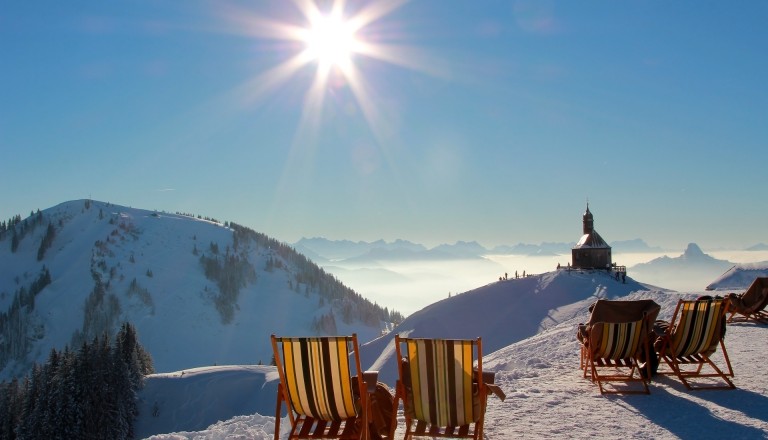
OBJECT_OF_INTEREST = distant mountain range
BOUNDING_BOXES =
[293,237,729,262]
[627,243,736,291]
[630,243,733,269]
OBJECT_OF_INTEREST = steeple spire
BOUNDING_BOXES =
[583,202,594,234]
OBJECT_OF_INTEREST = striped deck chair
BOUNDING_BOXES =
[577,299,660,395]
[393,336,489,440]
[583,319,651,394]
[726,277,768,324]
[271,334,375,440]
[654,298,735,390]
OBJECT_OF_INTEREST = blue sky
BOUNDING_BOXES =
[2,1,766,250]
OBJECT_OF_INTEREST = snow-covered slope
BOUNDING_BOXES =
[134,266,768,439]
[706,262,768,291]
[0,200,391,380]
[359,269,652,384]
[480,290,768,439]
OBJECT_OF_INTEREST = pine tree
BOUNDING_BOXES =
[18,366,43,438]
[11,228,19,253]
[35,349,60,439]
[53,347,81,439]
[37,222,56,261]
[0,378,22,440]
[3,323,154,439]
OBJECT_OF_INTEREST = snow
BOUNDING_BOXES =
[707,263,768,291]
[3,200,767,438]
[134,269,768,439]
[0,200,385,379]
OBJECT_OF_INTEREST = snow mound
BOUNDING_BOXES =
[707,262,768,291]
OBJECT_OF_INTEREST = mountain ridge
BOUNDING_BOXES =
[292,236,712,261]
[0,200,399,381]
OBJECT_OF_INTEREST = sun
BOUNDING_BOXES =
[303,12,360,70]
[215,0,439,144]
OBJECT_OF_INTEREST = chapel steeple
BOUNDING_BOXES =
[571,203,612,269]
[583,203,594,234]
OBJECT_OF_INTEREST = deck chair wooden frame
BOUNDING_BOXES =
[726,277,768,324]
[577,299,660,395]
[655,298,735,390]
[392,336,487,440]
[271,334,375,440]
[582,319,652,394]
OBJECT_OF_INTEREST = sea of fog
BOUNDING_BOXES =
[323,250,768,316]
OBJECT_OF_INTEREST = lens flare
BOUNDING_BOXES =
[213,0,444,145]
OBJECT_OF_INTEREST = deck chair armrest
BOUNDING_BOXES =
[363,370,379,394]
[576,323,589,343]
[473,368,505,401]
[474,368,496,385]
[484,383,506,401]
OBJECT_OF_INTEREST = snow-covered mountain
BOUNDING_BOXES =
[296,237,672,261]
[632,243,731,267]
[628,243,735,292]
[610,238,665,253]
[706,262,768,291]
[0,200,397,381]
[293,238,427,261]
[299,238,576,260]
[133,265,768,439]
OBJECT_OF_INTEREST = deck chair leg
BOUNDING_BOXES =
[274,384,283,440]
[711,360,735,388]
[390,386,401,440]
[700,354,735,389]
[472,392,484,440]
[475,422,482,440]
[720,340,735,377]
[362,405,370,440]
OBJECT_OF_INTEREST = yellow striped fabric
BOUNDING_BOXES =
[593,320,643,360]
[670,299,724,357]
[276,336,358,422]
[405,338,476,427]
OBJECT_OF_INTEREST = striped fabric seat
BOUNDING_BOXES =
[404,338,476,427]
[271,334,372,440]
[275,336,358,421]
[582,319,650,394]
[394,336,489,439]
[655,298,735,390]
[669,300,724,357]
[590,320,644,361]
[577,299,661,394]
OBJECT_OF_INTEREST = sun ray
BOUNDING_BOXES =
[297,63,331,141]
[214,3,308,41]
[356,41,453,80]
[346,0,410,32]
[343,63,387,142]
[210,0,445,197]
[234,51,314,106]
